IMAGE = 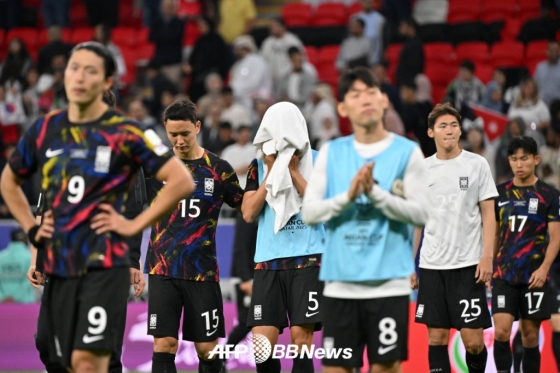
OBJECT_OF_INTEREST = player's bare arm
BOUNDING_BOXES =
[288,154,307,196]
[411,227,422,290]
[529,221,560,289]
[477,198,496,284]
[90,156,194,236]
[242,154,275,223]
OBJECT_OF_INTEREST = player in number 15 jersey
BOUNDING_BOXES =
[144,100,243,373]
[492,136,560,373]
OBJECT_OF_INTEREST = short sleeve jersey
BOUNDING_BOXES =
[494,179,560,284]
[9,110,172,278]
[420,150,498,269]
[144,150,243,281]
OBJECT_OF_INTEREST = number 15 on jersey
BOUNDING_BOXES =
[179,198,200,218]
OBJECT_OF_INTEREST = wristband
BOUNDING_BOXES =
[28,225,45,249]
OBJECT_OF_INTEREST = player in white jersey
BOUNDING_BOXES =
[413,103,497,373]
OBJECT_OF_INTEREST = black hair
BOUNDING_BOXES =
[221,86,233,95]
[70,41,116,79]
[288,46,301,58]
[271,16,286,28]
[102,90,116,106]
[219,121,232,130]
[352,17,365,28]
[401,18,417,30]
[507,136,538,156]
[163,100,198,124]
[400,79,417,90]
[338,66,378,102]
[459,59,475,73]
[428,102,461,129]
[237,124,251,132]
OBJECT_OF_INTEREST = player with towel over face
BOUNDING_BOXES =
[242,101,326,373]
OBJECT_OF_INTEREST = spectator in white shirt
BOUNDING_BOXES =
[336,17,375,73]
[220,125,255,188]
[356,0,385,64]
[304,83,340,149]
[534,40,560,106]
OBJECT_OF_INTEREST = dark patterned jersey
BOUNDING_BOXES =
[494,179,560,284]
[9,109,172,278]
[144,149,243,281]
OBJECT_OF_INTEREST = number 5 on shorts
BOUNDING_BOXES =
[306,292,319,317]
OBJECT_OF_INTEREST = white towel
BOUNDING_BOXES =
[254,102,313,233]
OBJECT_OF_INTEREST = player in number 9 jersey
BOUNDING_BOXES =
[492,136,560,373]
[0,42,194,372]
[144,100,243,373]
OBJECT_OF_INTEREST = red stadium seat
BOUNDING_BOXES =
[6,28,39,51]
[490,41,525,68]
[282,3,313,27]
[475,64,494,84]
[112,27,138,48]
[518,0,541,16]
[304,46,319,67]
[136,42,155,62]
[447,0,481,24]
[480,0,516,23]
[38,28,72,48]
[501,19,522,41]
[424,43,455,65]
[313,3,348,26]
[119,4,142,28]
[348,2,363,16]
[70,5,88,28]
[70,28,94,45]
[384,43,403,65]
[177,0,201,18]
[455,42,489,65]
[138,28,150,43]
[120,46,137,85]
[183,20,200,47]
[525,40,548,75]
[317,45,340,70]
[431,84,447,104]
[424,63,456,87]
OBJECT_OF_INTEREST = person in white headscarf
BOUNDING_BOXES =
[304,84,340,149]
[241,102,326,373]
[230,35,273,112]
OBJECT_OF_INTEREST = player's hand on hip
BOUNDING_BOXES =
[528,266,548,289]
[475,256,493,284]
[129,267,146,297]
[410,272,419,290]
[90,204,137,236]
[36,210,55,243]
[240,280,253,295]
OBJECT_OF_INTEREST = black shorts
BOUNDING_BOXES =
[147,275,225,341]
[321,295,409,367]
[415,266,492,330]
[45,268,130,368]
[247,267,323,332]
[492,279,551,320]
[549,270,560,315]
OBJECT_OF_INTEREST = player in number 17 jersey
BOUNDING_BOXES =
[492,136,560,373]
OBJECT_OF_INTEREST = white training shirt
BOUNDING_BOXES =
[302,132,429,299]
[420,150,498,270]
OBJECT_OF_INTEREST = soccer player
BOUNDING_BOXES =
[413,103,497,373]
[242,102,325,373]
[492,136,560,373]
[302,67,429,373]
[144,100,243,373]
[0,41,194,373]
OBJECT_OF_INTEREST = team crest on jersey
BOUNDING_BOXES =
[391,179,404,197]
[416,304,424,318]
[94,146,111,173]
[254,305,262,320]
[205,178,214,195]
[459,177,469,190]
[529,198,539,214]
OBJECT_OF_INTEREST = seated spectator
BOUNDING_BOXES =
[534,40,560,107]
[538,124,560,190]
[37,26,73,75]
[185,16,229,103]
[93,24,127,85]
[303,83,339,149]
[0,38,33,87]
[230,35,273,112]
[218,0,257,45]
[508,77,550,144]
[444,60,485,109]
[399,80,435,156]
[220,125,255,188]
[260,17,304,88]
[481,81,503,113]
[197,73,223,117]
[0,228,34,303]
[276,47,317,110]
[464,122,496,179]
[146,58,178,120]
[372,62,402,114]
[149,0,185,89]
[395,18,423,87]
[494,117,526,183]
[356,0,385,64]
[220,86,251,130]
[336,17,375,73]
[0,83,27,146]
